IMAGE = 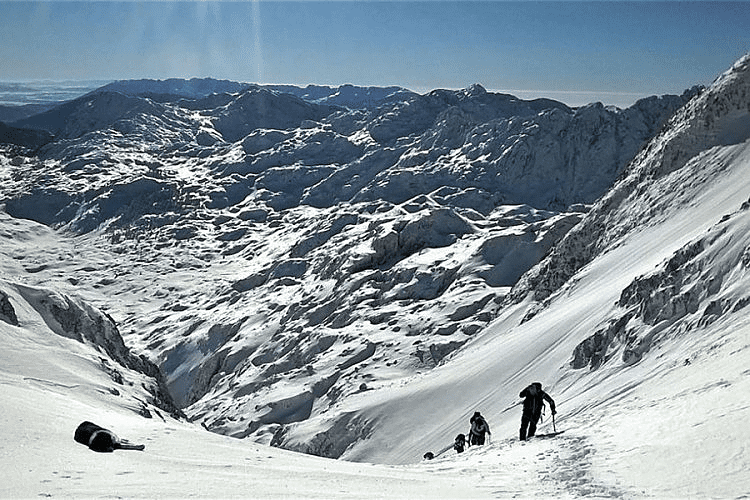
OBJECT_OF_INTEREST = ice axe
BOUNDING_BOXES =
[552,412,557,433]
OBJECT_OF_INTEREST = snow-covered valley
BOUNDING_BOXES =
[1,56,749,499]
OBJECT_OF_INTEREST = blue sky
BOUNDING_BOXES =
[1,1,748,107]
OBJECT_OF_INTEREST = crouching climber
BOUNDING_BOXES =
[519,382,556,441]
[74,421,145,452]
[454,433,466,453]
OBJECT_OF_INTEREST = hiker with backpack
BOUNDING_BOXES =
[468,411,491,445]
[519,382,556,441]
[453,433,466,453]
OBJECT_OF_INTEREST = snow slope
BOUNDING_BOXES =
[0,77,693,453]
[308,55,750,498]
[1,57,749,499]
[0,282,490,499]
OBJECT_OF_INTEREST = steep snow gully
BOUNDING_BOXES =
[1,56,750,498]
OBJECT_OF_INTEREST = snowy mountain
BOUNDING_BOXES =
[321,54,750,495]
[1,56,749,499]
[0,80,109,122]
[0,121,53,149]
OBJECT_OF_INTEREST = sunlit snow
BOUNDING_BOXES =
[1,57,750,499]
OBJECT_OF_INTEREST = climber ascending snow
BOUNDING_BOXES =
[519,383,556,441]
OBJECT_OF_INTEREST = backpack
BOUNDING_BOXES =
[74,421,145,452]
[471,416,486,435]
[74,421,120,452]
[454,434,466,452]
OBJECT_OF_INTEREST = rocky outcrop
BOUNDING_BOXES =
[512,55,750,307]
[12,283,183,419]
[571,193,750,370]
[270,412,374,459]
[0,290,19,326]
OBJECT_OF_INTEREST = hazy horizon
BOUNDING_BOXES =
[1,1,748,107]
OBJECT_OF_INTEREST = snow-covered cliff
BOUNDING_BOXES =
[0,268,182,421]
[512,54,750,308]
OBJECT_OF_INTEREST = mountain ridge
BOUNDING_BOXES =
[510,54,750,308]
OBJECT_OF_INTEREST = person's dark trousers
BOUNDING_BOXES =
[528,414,539,438]
[520,412,529,440]
[520,411,541,440]
[470,433,485,445]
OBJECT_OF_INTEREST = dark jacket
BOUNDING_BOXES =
[74,421,120,452]
[454,434,466,453]
[469,412,490,437]
[520,383,556,417]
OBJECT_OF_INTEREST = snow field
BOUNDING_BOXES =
[0,317,494,499]
[2,56,750,499]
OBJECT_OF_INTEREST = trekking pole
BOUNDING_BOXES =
[552,413,557,433]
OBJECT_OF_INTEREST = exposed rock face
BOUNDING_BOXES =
[512,56,750,307]
[0,290,19,326]
[571,194,750,371]
[270,412,374,459]
[12,282,183,419]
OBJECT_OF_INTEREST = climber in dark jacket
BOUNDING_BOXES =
[469,411,491,445]
[519,382,556,441]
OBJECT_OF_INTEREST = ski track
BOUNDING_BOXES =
[418,431,624,499]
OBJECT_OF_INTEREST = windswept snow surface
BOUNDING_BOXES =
[0,323,489,499]
[2,57,750,499]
